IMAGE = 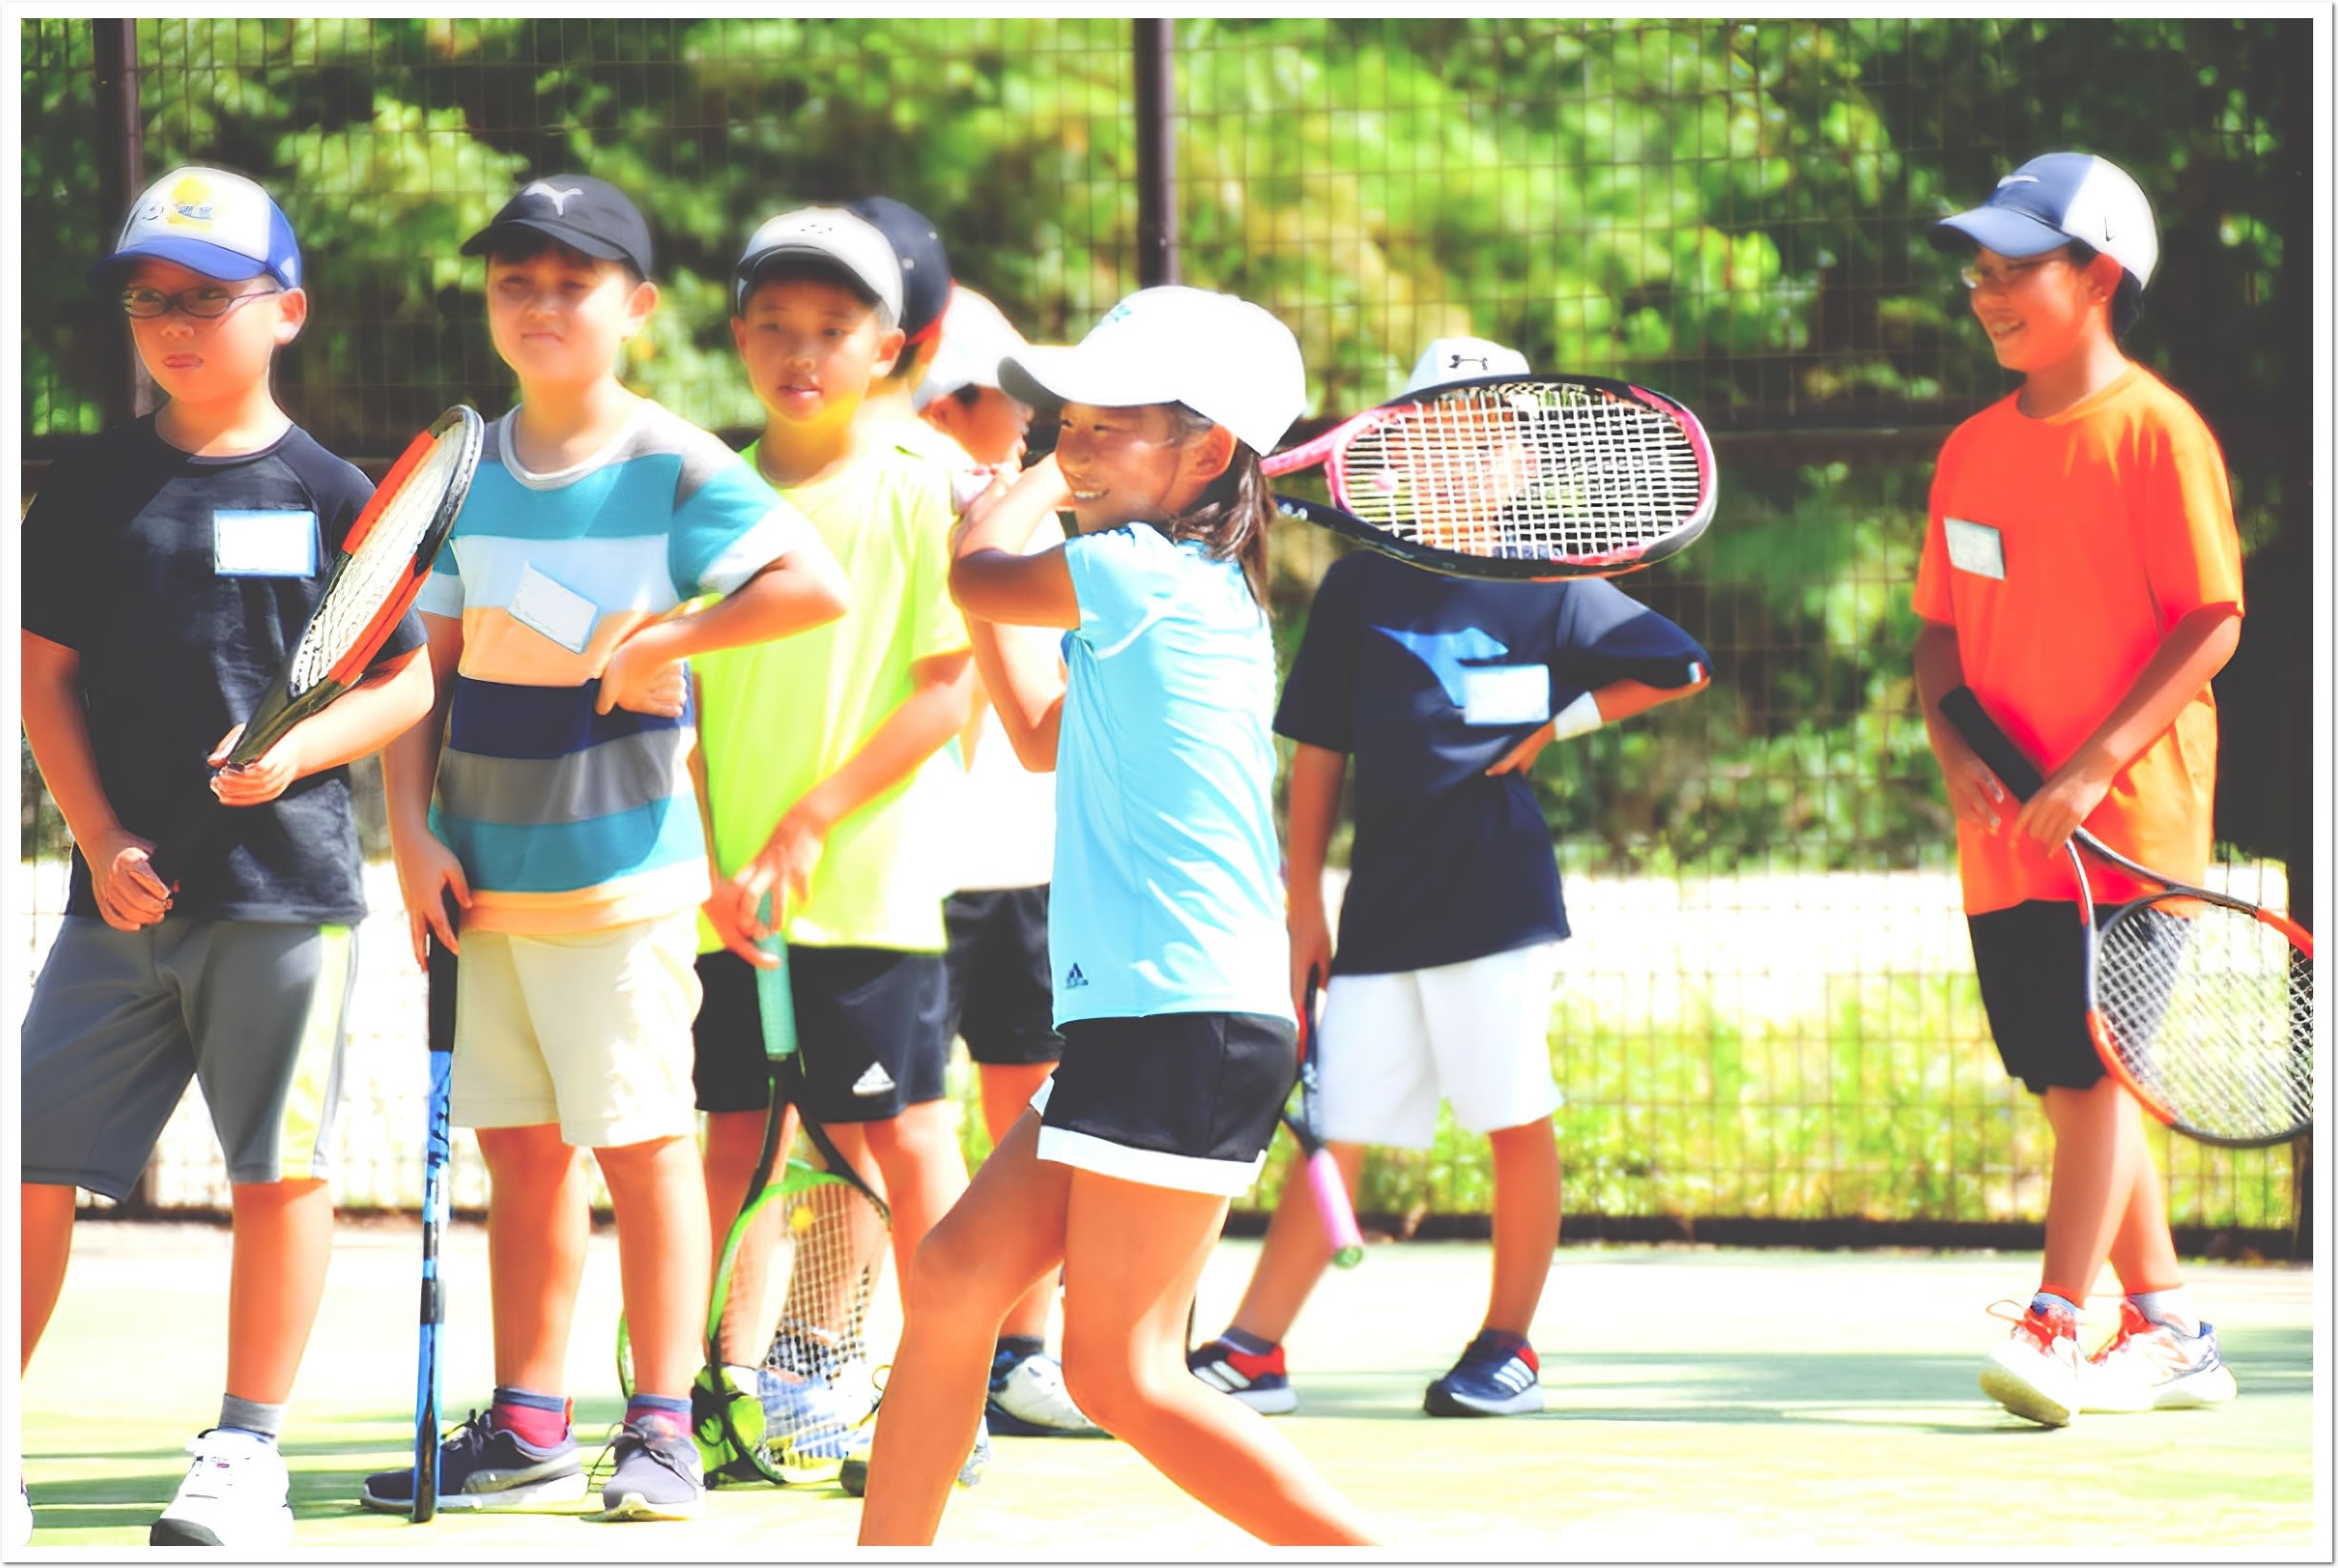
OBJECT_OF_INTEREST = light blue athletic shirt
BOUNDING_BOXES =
[1051,522,1293,1028]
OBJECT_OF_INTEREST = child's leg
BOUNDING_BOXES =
[1056,1171,1371,1546]
[1225,1141,1366,1343]
[2039,1077,2149,1302]
[2102,1103,2183,1293]
[980,1060,1061,1343]
[859,1099,971,1283]
[20,1184,75,1374]
[223,1177,334,1406]
[476,1125,592,1393]
[702,1106,796,1366]
[595,1133,712,1401]
[858,1112,1071,1545]
[1483,1115,1560,1334]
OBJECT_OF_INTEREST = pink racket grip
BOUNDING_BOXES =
[1307,1149,1365,1267]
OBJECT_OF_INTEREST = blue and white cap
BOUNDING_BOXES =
[91,166,302,290]
[1931,152,2157,291]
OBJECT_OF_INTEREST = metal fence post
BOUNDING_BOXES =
[92,17,153,423]
[1133,18,1179,287]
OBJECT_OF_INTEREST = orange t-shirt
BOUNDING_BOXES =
[1913,366,2244,916]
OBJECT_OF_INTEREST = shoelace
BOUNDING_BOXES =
[593,1418,693,1485]
[1985,1298,2080,1353]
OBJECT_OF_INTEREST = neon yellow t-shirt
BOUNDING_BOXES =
[694,434,970,951]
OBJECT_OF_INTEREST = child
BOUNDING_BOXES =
[857,286,1371,1545]
[691,206,977,1455]
[19,165,437,1548]
[916,287,1098,1438]
[361,174,849,1520]
[1916,154,2245,1427]
[1187,338,1712,1418]
[844,194,955,432]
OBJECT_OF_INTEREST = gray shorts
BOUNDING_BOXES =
[20,917,358,1199]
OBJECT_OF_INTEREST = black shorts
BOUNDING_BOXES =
[692,945,949,1123]
[943,886,1064,1067]
[1969,900,2117,1095]
[1032,1011,1297,1196]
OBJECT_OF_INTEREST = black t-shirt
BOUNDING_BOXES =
[21,416,427,922]
[1275,550,1709,975]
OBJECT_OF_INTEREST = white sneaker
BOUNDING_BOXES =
[150,1429,294,1548]
[1979,1301,2083,1427]
[2081,1300,2239,1413]
[987,1350,1104,1437]
[8,1478,32,1549]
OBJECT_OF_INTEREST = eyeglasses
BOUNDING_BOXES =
[119,283,284,319]
[1958,252,2068,292]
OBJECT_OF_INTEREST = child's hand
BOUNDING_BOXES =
[207,724,304,806]
[90,827,173,932]
[393,834,472,968]
[1934,731,2009,836]
[702,881,779,969]
[596,636,689,718]
[726,807,828,942]
[1288,901,1333,1021]
[2015,755,2114,855]
[1485,721,1557,775]
[949,461,1016,519]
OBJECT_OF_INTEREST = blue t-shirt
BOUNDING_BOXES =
[1051,524,1292,1027]
[1275,550,1708,975]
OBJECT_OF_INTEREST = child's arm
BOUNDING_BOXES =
[20,629,174,931]
[597,547,850,716]
[687,678,772,970]
[1285,742,1348,1017]
[1914,617,2009,836]
[207,647,436,806]
[948,456,1080,629]
[964,618,1065,772]
[2009,604,2242,852]
[381,613,469,966]
[1484,671,1712,775]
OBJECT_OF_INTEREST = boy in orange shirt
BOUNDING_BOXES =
[1913,153,2245,1426]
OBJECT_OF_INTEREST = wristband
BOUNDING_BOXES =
[1551,689,1604,742]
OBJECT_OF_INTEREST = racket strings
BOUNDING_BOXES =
[290,429,467,694]
[1344,382,1704,558]
[2095,900,2314,1143]
[750,1178,884,1470]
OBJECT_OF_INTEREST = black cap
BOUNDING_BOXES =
[845,196,951,343]
[462,175,654,278]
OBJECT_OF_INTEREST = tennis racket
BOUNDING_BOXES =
[155,405,485,883]
[1285,967,1364,1268]
[1940,687,2313,1147]
[1264,374,1715,581]
[411,891,459,1523]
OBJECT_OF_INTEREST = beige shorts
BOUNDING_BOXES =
[451,910,703,1149]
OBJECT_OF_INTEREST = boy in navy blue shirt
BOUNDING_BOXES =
[1188,341,1711,1418]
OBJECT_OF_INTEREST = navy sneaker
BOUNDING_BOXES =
[1186,1335,1298,1414]
[1423,1330,1544,1417]
[595,1418,705,1521]
[359,1409,587,1513]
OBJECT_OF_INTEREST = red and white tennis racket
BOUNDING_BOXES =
[1265,373,1716,580]
[1940,688,2313,1148]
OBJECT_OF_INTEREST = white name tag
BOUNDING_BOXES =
[508,563,598,654]
[212,509,319,578]
[1460,665,1551,727]
[1944,518,2006,581]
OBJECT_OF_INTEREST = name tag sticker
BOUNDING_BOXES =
[1944,518,2006,581]
[508,563,598,654]
[1460,665,1552,727]
[212,510,319,578]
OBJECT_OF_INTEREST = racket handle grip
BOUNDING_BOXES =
[1937,687,2045,802]
[1307,1149,1365,1267]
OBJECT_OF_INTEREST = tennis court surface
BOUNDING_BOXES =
[16,1221,2319,1555]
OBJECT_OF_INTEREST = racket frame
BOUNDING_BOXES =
[411,891,459,1522]
[1939,687,2313,1147]
[1284,967,1366,1267]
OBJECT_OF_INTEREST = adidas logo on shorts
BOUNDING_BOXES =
[852,1063,896,1097]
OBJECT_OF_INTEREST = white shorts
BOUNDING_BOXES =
[1317,943,1562,1149]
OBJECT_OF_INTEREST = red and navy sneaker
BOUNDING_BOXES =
[1424,1330,1543,1417]
[1186,1335,1298,1414]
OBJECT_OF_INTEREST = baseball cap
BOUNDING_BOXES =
[845,196,952,344]
[912,288,1035,413]
[1403,336,1531,396]
[734,206,904,327]
[1932,152,2158,312]
[90,166,302,290]
[462,174,654,278]
[999,286,1307,456]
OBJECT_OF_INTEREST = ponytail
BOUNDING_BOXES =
[1166,404,1277,608]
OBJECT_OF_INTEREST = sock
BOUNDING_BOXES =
[994,1334,1046,1366]
[1475,1328,1532,1357]
[1220,1327,1276,1357]
[489,1386,571,1449]
[217,1395,284,1443]
[2030,1290,2081,1324]
[625,1393,692,1441]
[2128,1285,2200,1337]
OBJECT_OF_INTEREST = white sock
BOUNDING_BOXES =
[2129,1286,2199,1337]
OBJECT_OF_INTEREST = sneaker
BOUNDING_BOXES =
[1424,1331,1545,1417]
[596,1418,705,1521]
[359,1409,587,1514]
[1980,1301,2083,1427]
[1186,1336,1298,1414]
[2081,1300,2239,1413]
[837,1417,988,1498]
[986,1348,1105,1437]
[9,1478,31,1549]
[150,1428,294,1548]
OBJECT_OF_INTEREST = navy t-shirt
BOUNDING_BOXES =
[21,415,427,922]
[1275,550,1709,975]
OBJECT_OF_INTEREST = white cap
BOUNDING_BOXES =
[999,286,1307,456]
[1931,152,2158,290]
[912,288,1033,413]
[1403,336,1531,396]
[734,206,903,326]
[92,165,303,289]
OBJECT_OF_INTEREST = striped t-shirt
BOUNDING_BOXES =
[416,401,821,934]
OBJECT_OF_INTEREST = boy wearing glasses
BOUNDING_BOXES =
[1914,153,2245,1425]
[18,166,436,1547]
